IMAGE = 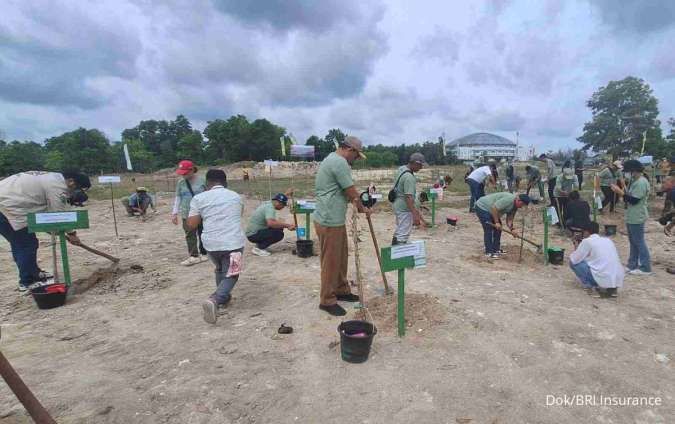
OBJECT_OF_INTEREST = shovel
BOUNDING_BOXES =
[488,222,542,252]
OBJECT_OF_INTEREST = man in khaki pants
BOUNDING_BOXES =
[314,136,370,316]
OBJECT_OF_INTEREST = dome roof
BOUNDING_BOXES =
[448,132,516,147]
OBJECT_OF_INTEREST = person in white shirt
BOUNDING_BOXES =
[569,221,624,297]
[186,169,245,324]
[0,170,90,291]
[466,164,496,212]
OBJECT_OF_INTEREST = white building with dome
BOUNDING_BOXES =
[446,132,518,164]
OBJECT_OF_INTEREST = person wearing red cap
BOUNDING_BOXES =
[172,160,207,266]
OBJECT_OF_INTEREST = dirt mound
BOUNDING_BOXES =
[465,247,543,268]
[366,292,447,335]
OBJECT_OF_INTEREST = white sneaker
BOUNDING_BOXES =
[199,255,209,263]
[252,247,271,257]
[181,256,202,266]
[627,269,654,276]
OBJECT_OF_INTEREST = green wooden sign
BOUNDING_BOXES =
[380,246,415,272]
[27,211,89,233]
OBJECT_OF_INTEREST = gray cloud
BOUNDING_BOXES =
[211,0,363,33]
[411,27,460,66]
[0,2,141,108]
[590,0,675,35]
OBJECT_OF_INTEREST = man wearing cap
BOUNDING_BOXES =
[474,192,530,259]
[599,161,621,213]
[553,168,580,228]
[314,136,370,316]
[391,153,427,245]
[611,160,652,276]
[172,160,207,266]
[539,154,559,206]
[121,187,155,217]
[0,170,90,291]
[569,221,624,297]
[245,193,296,256]
[524,165,544,201]
[185,169,245,324]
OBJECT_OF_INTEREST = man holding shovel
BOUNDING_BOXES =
[553,168,580,229]
[391,152,428,245]
[314,136,371,317]
[0,170,90,292]
[474,192,531,259]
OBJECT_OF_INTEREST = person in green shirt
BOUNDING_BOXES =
[246,193,295,257]
[598,161,621,212]
[314,136,370,317]
[553,168,580,228]
[391,152,427,245]
[525,165,545,202]
[172,160,207,266]
[611,160,652,275]
[475,192,531,258]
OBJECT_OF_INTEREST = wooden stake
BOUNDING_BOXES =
[366,215,391,294]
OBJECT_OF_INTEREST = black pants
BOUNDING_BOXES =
[575,172,583,189]
[547,178,556,206]
[247,228,284,250]
[601,186,616,212]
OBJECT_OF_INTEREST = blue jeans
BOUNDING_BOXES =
[626,223,651,272]
[0,212,40,287]
[569,260,598,288]
[208,249,243,305]
[467,179,485,212]
[475,208,501,254]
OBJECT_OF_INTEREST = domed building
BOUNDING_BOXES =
[446,132,517,164]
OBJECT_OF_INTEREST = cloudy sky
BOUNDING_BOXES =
[1,0,674,152]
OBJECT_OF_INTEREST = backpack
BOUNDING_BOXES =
[388,170,412,203]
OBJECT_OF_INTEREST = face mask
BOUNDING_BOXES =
[68,189,88,206]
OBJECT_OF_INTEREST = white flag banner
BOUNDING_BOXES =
[123,144,133,171]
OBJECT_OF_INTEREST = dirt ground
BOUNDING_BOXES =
[0,189,673,423]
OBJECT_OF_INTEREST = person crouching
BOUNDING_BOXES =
[185,169,245,324]
[569,221,624,297]
[245,193,296,257]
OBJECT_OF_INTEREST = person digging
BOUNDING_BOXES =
[121,187,155,218]
[0,170,90,292]
[314,136,371,316]
[474,192,530,259]
[246,193,296,257]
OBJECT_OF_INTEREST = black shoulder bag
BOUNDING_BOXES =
[388,170,412,203]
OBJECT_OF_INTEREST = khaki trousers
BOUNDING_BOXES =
[314,222,352,306]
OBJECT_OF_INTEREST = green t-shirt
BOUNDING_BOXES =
[476,192,516,214]
[393,166,417,214]
[246,201,276,236]
[175,176,206,218]
[313,152,354,227]
[598,168,616,187]
[625,176,650,224]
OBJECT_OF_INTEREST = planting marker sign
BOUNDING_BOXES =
[98,175,121,237]
[380,240,426,337]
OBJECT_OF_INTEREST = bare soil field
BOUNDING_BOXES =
[1,189,673,423]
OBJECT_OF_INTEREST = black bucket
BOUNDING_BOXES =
[446,216,458,226]
[604,224,617,236]
[547,247,565,265]
[296,240,314,258]
[31,284,68,309]
[338,320,377,363]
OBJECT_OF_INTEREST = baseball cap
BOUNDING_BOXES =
[176,160,195,175]
[409,152,428,166]
[517,194,531,205]
[136,187,147,192]
[612,160,623,170]
[340,136,367,159]
[272,193,288,205]
[623,159,644,172]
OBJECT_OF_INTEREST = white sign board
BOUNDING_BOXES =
[296,200,316,210]
[98,175,121,184]
[371,193,383,199]
[411,240,427,269]
[391,243,420,260]
[35,212,78,224]
[263,160,279,167]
